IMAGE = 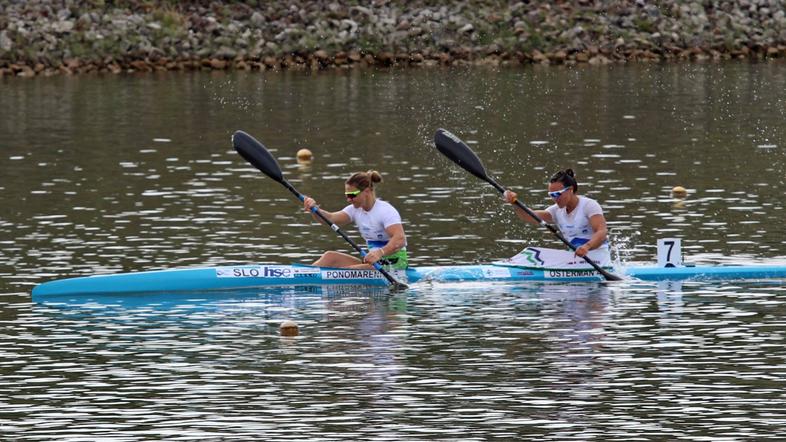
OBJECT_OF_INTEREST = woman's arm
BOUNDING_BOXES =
[503,190,553,224]
[303,196,351,226]
[364,223,406,264]
[574,214,608,257]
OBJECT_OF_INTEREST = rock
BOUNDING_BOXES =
[0,31,12,51]
[263,56,278,67]
[250,12,265,26]
[17,65,36,77]
[588,55,611,64]
[214,46,237,59]
[1,0,785,77]
[550,50,568,62]
[531,49,548,62]
[314,49,329,60]
[129,60,150,71]
[64,58,80,69]
[376,51,395,65]
[52,20,74,33]
[437,52,451,64]
[209,58,227,69]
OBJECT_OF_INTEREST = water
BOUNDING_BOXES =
[2,63,786,439]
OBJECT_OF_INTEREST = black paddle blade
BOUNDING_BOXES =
[434,128,490,182]
[232,130,284,183]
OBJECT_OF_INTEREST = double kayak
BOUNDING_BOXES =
[31,262,786,298]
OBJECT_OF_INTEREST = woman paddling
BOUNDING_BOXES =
[303,170,408,270]
[502,169,611,267]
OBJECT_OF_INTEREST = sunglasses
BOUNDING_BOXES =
[548,186,572,200]
[345,189,363,199]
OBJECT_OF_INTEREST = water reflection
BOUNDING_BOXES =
[2,279,785,438]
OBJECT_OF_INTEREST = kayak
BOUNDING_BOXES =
[31,262,786,298]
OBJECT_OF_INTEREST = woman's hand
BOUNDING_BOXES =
[303,196,317,212]
[364,248,385,265]
[503,189,517,204]
[575,244,590,257]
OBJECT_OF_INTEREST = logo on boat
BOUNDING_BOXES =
[216,266,297,278]
[293,267,320,278]
[545,269,600,278]
[217,266,262,278]
[322,269,382,280]
[263,266,295,278]
[521,248,545,266]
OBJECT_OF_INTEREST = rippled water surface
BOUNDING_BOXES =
[2,63,786,439]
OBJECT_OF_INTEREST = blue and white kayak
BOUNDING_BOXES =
[31,262,786,298]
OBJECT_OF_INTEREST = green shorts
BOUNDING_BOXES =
[379,248,409,270]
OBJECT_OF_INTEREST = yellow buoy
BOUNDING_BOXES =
[296,148,313,163]
[671,185,687,199]
[279,320,299,337]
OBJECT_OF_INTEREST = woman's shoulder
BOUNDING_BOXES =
[578,195,604,213]
[578,195,601,204]
[373,198,403,217]
[374,198,398,210]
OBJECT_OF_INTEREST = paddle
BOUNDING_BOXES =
[232,130,408,290]
[433,128,622,281]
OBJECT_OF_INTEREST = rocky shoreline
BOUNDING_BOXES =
[2,0,786,78]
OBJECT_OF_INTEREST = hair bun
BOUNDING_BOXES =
[347,170,383,189]
[549,168,578,192]
[367,170,383,184]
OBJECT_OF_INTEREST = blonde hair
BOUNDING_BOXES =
[346,170,383,190]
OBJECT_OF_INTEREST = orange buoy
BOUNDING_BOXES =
[296,148,313,163]
[279,320,299,337]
